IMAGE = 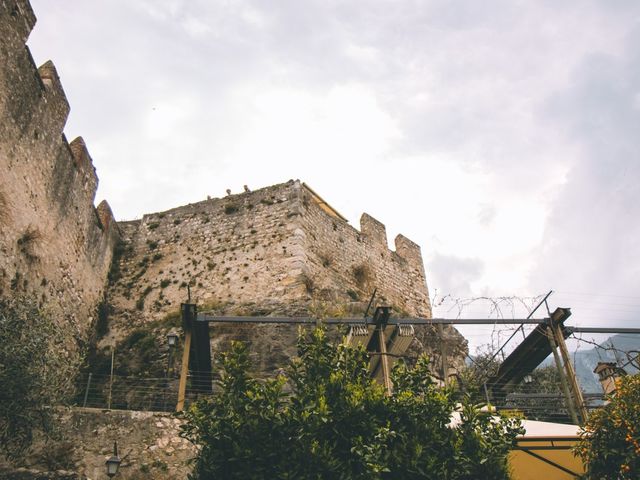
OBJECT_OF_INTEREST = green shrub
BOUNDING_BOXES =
[576,374,640,479]
[182,327,522,479]
[0,297,79,459]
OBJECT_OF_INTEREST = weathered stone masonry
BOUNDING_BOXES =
[107,180,467,376]
[0,0,119,345]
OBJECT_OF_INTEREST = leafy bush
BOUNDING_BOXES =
[181,327,522,479]
[576,374,640,479]
[0,297,79,459]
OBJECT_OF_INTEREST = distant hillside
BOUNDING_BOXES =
[542,334,640,393]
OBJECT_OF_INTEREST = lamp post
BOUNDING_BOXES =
[105,441,121,478]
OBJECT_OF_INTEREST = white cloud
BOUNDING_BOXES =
[25,0,640,340]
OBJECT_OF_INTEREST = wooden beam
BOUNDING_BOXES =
[552,320,589,424]
[547,326,580,425]
[176,327,192,412]
[378,327,393,396]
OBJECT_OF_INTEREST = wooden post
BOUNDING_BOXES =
[176,302,195,412]
[438,323,449,386]
[547,327,580,425]
[378,327,393,396]
[551,320,588,423]
[176,328,192,412]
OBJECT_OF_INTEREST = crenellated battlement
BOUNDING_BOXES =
[96,200,118,232]
[69,136,99,202]
[360,213,388,248]
[0,0,119,349]
[2,1,36,44]
[37,60,71,133]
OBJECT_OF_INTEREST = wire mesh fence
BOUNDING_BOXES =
[479,379,605,424]
[69,368,606,424]
[71,372,217,412]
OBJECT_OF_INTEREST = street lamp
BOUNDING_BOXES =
[105,441,121,478]
[167,331,179,348]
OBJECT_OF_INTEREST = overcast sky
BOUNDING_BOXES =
[27,0,640,352]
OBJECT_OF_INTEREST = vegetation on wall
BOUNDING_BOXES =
[181,327,522,479]
[0,296,79,459]
[17,226,41,263]
[576,373,640,479]
[0,188,9,225]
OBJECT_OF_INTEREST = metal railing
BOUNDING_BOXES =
[72,372,216,412]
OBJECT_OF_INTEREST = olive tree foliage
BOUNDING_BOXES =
[181,327,523,479]
[0,296,79,459]
[576,373,640,480]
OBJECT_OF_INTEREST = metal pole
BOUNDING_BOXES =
[483,382,491,406]
[163,347,171,412]
[547,327,579,425]
[107,346,115,410]
[438,323,449,386]
[83,373,92,408]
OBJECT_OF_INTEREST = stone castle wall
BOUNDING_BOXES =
[106,180,466,377]
[0,0,119,345]
[108,180,432,327]
[298,184,431,317]
[110,181,309,326]
[0,408,194,480]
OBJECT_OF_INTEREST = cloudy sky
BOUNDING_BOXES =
[27,0,640,351]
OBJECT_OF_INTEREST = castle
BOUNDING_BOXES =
[1,0,466,382]
[0,1,469,477]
